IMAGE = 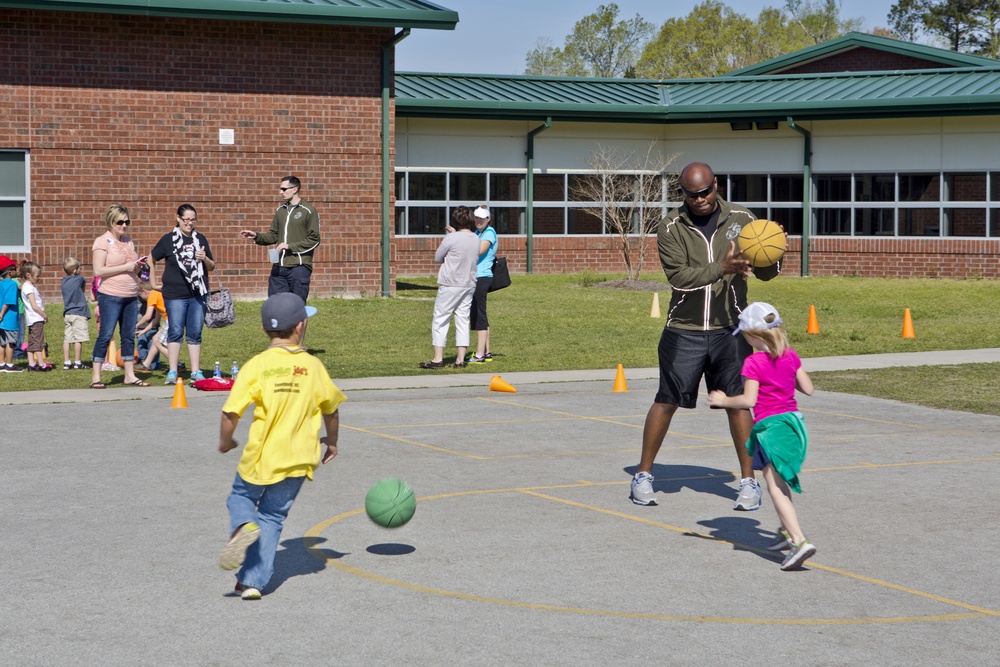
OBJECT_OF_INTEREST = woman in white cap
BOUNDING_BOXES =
[468,205,497,364]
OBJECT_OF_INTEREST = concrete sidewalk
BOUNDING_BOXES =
[2,350,998,665]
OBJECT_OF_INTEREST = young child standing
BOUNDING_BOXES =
[707,301,816,571]
[0,255,22,373]
[217,293,346,600]
[20,261,53,372]
[61,257,91,370]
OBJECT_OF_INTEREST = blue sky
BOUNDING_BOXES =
[397,0,900,74]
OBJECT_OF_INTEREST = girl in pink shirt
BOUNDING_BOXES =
[707,302,817,571]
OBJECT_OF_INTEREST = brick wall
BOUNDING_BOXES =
[0,9,393,299]
[778,47,950,74]
[395,235,1000,279]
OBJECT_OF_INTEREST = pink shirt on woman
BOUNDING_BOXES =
[92,231,139,297]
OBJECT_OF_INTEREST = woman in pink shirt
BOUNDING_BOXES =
[90,204,149,388]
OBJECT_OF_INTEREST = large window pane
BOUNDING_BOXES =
[568,174,601,202]
[945,208,986,236]
[728,174,767,202]
[770,207,803,236]
[899,208,940,236]
[534,174,565,202]
[772,175,803,203]
[0,153,26,197]
[854,207,895,235]
[815,174,851,202]
[569,208,602,234]
[490,173,524,201]
[0,202,26,246]
[900,174,938,201]
[449,173,486,202]
[945,172,985,201]
[533,207,564,233]
[405,206,447,235]
[408,173,446,200]
[815,208,850,235]
[856,174,894,202]
[492,207,524,235]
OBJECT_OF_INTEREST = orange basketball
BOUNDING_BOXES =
[737,219,786,268]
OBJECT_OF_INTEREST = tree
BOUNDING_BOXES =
[524,37,586,77]
[923,0,985,51]
[783,0,864,44]
[888,0,926,41]
[523,3,653,77]
[564,3,655,77]
[568,143,678,282]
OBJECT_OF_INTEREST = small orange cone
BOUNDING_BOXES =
[613,364,628,392]
[171,378,189,408]
[650,292,661,318]
[806,305,820,334]
[902,308,916,339]
[489,375,517,393]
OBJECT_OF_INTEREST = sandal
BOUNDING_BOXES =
[127,379,150,387]
[451,361,467,368]
[419,360,445,369]
[89,381,106,389]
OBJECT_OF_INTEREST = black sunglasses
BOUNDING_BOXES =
[681,183,715,199]
[279,186,297,192]
[115,220,131,226]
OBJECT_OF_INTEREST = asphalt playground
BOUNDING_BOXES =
[2,349,998,666]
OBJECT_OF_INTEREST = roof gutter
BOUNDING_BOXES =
[525,118,552,274]
[381,28,410,297]
[787,117,811,277]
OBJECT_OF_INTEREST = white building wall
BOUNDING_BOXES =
[396,116,1000,174]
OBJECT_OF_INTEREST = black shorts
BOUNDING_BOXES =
[654,326,751,409]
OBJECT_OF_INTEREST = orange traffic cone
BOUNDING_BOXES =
[613,364,628,392]
[650,293,661,318]
[902,308,916,339]
[489,375,517,393]
[806,305,820,334]
[108,339,118,366]
[171,378,189,408]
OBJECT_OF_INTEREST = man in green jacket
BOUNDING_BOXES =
[240,175,321,300]
[630,162,780,511]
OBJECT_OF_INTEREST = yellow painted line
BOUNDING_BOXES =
[342,425,487,459]
[305,483,998,624]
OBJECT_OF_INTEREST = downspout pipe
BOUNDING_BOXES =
[525,118,551,274]
[787,117,811,277]
[380,28,410,297]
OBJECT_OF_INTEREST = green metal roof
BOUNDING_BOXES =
[0,0,459,29]
[395,67,1000,123]
[724,32,1000,77]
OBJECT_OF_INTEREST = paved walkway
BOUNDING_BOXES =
[2,350,997,665]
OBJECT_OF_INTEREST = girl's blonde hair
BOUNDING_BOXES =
[18,260,40,281]
[104,204,130,230]
[747,313,789,359]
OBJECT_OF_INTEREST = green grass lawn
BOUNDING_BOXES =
[9,274,1000,415]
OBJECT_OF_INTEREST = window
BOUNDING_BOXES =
[0,151,28,250]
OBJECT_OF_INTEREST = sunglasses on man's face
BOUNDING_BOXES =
[681,183,715,199]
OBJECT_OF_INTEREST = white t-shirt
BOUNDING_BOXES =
[21,282,44,325]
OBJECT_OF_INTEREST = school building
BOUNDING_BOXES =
[3,2,1000,300]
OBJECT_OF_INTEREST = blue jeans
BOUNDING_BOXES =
[268,264,312,301]
[226,473,305,590]
[165,296,206,345]
[92,293,138,363]
[135,329,159,369]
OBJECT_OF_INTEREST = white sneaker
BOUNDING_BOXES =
[219,522,260,570]
[630,472,657,506]
[733,477,762,511]
[781,539,817,570]
[235,583,262,600]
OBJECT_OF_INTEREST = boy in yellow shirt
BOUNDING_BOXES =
[217,293,346,600]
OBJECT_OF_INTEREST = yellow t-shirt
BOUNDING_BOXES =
[222,346,347,486]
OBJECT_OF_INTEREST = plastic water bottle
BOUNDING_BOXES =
[231,361,239,380]
[214,361,222,378]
